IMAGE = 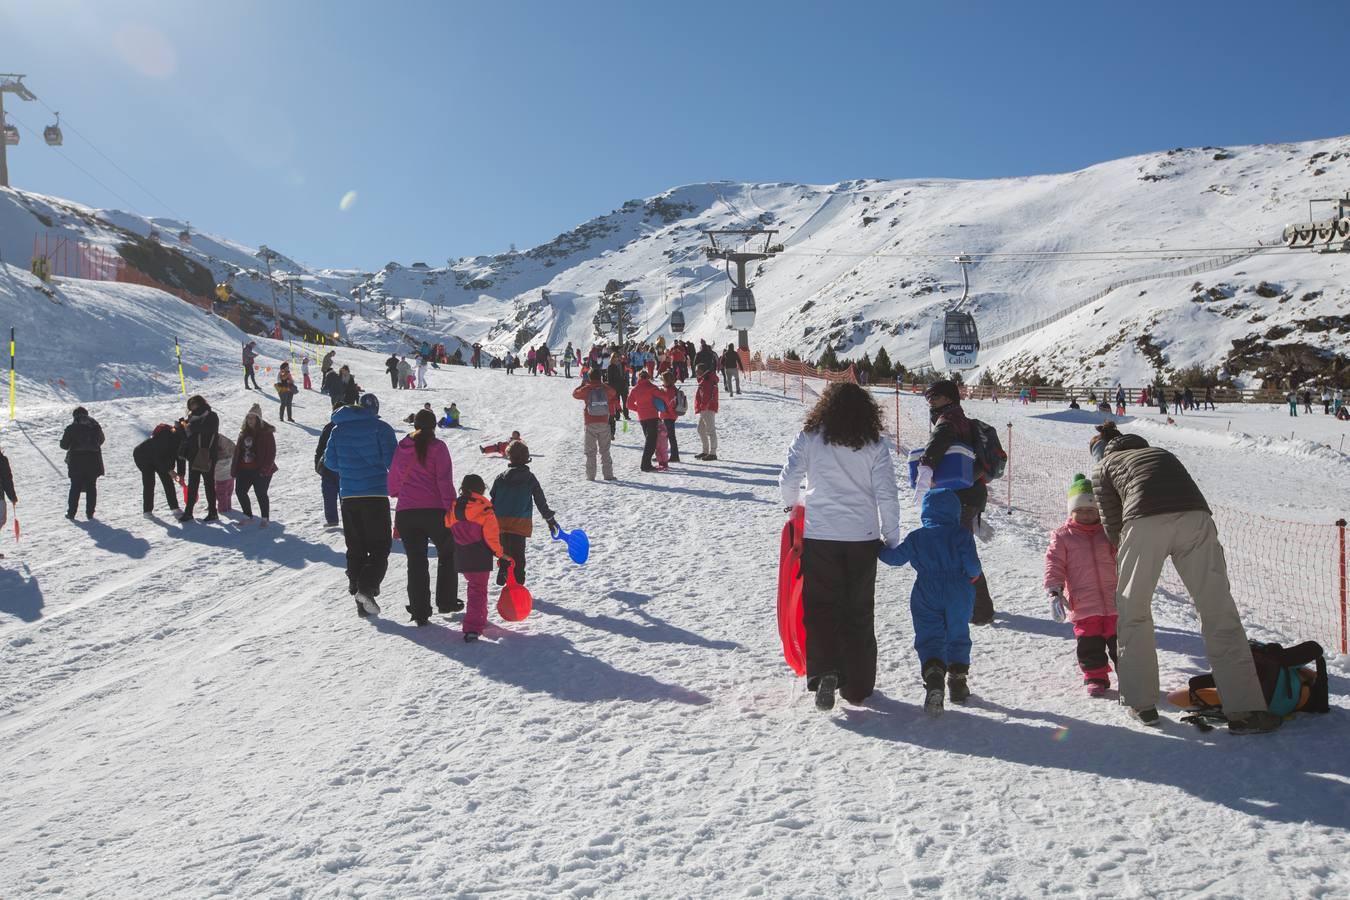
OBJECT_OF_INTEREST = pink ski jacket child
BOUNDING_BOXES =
[1043,517,1118,621]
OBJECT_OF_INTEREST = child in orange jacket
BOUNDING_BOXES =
[446,473,507,642]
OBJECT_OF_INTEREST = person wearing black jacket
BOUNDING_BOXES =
[179,395,220,522]
[605,355,629,430]
[59,407,105,520]
[721,345,743,395]
[134,423,182,515]
[0,444,17,527]
[918,381,995,625]
[385,354,400,389]
[694,341,718,379]
[315,418,341,527]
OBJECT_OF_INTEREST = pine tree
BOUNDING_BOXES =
[873,346,894,381]
[817,346,840,371]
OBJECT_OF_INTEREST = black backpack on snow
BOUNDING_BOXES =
[1188,640,1329,717]
[969,419,1007,481]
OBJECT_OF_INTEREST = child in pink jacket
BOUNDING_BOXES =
[1044,474,1119,696]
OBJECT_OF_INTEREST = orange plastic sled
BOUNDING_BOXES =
[496,561,534,622]
[1166,668,1314,711]
[777,505,807,676]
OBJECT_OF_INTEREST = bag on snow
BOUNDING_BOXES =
[1181,640,1329,717]
[673,389,689,417]
[586,387,610,418]
[970,419,1007,481]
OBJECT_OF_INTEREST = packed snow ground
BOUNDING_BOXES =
[1,346,1347,898]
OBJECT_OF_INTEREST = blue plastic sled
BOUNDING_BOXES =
[551,525,590,565]
[907,443,976,490]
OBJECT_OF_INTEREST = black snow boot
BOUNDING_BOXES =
[355,598,369,618]
[922,660,947,717]
[438,598,466,614]
[815,673,838,712]
[948,663,970,704]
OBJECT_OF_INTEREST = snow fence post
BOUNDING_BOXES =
[894,381,901,449]
[1005,422,1014,514]
[1338,518,1347,655]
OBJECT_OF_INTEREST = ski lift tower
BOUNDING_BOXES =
[701,228,782,352]
[0,74,36,188]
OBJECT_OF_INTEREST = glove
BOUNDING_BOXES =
[913,464,933,506]
[545,516,559,536]
[1048,589,1066,623]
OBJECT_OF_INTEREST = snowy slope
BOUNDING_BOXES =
[0,354,1347,897]
[6,136,1350,391]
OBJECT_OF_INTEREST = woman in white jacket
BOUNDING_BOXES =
[779,382,901,711]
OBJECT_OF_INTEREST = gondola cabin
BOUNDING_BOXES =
[929,310,980,370]
[726,287,756,330]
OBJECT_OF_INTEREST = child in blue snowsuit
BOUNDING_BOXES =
[879,489,983,716]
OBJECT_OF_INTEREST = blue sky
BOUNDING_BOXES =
[1,1,1343,270]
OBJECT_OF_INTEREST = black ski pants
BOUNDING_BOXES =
[665,419,680,462]
[396,507,458,617]
[342,497,392,597]
[496,532,528,586]
[244,364,259,390]
[957,482,995,623]
[139,463,178,513]
[235,471,272,519]
[67,475,98,518]
[801,537,879,702]
[639,418,659,470]
[184,468,217,517]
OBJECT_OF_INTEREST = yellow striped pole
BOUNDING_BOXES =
[8,328,15,419]
[175,335,187,397]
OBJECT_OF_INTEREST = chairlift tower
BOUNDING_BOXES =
[0,74,36,188]
[701,228,782,352]
[256,245,281,325]
[593,286,640,346]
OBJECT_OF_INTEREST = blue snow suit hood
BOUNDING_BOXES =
[323,405,397,498]
[880,489,984,667]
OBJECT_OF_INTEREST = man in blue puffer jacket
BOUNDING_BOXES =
[879,489,983,717]
[324,394,398,617]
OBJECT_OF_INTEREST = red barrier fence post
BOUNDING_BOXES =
[1005,423,1014,514]
[1338,518,1347,654]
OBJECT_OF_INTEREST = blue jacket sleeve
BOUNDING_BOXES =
[957,530,983,580]
[879,535,914,568]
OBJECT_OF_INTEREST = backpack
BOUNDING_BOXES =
[586,387,610,418]
[674,389,688,417]
[970,419,1007,481]
[1187,640,1329,716]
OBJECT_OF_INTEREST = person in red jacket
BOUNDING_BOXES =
[628,371,661,472]
[572,369,619,481]
[658,369,684,466]
[694,365,719,460]
[1044,474,1119,696]
[230,403,278,526]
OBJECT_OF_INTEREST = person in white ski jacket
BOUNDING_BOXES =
[779,382,901,712]
[416,358,429,390]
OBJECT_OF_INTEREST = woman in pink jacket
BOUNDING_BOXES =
[1044,474,1119,696]
[387,409,459,625]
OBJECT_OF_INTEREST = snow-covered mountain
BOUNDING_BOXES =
[3,135,1348,393]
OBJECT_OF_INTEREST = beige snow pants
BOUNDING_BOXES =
[698,410,717,455]
[1115,510,1266,715]
[584,421,614,480]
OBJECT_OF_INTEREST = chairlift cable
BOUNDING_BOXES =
[3,111,144,215]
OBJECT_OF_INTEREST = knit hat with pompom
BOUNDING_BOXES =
[1067,473,1096,514]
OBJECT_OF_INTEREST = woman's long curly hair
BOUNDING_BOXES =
[803,382,883,449]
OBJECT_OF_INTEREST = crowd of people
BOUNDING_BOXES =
[779,379,1283,735]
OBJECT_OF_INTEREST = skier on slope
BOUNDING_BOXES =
[242,341,260,390]
[59,407,105,521]
[325,394,398,617]
[489,440,558,586]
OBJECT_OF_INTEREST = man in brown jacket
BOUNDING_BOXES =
[1091,423,1278,733]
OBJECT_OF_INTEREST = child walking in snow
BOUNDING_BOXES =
[1043,474,1119,696]
[447,473,506,642]
[213,432,236,512]
[879,489,983,716]
[490,441,558,586]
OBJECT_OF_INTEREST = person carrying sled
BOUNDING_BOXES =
[573,368,619,481]
[489,440,558,586]
[694,364,719,460]
[242,341,261,390]
[325,394,398,617]
[879,489,982,715]
[388,408,459,625]
[779,382,902,712]
[447,473,508,642]
[916,380,996,625]
[134,422,182,517]
[1044,474,1119,697]
[231,404,278,526]
[60,406,105,521]
[1090,421,1278,733]
[179,395,221,522]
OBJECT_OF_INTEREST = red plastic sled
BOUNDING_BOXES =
[496,560,534,622]
[777,505,807,676]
